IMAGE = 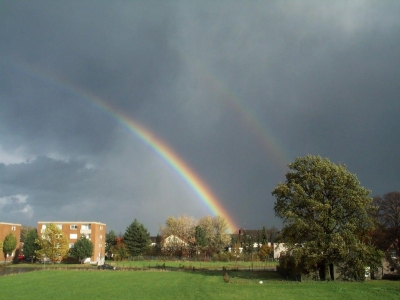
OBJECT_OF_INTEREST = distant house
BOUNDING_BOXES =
[372,246,399,279]
[149,236,157,247]
[273,243,287,259]
[0,222,22,262]
[37,221,106,263]
[163,235,187,248]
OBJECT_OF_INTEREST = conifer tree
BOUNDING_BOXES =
[123,219,151,257]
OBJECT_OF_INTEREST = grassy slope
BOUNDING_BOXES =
[1,270,399,300]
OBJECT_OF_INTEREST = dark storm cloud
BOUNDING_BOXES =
[0,0,180,156]
[0,157,96,205]
[0,1,399,233]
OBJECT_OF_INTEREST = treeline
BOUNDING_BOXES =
[105,215,277,262]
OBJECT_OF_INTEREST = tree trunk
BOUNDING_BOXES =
[329,263,335,280]
[318,261,326,280]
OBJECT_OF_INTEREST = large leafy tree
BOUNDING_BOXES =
[123,219,151,257]
[272,155,381,280]
[198,215,231,254]
[22,229,40,263]
[35,223,69,263]
[3,233,17,265]
[160,215,197,242]
[160,215,197,256]
[105,230,117,258]
[373,191,400,273]
[70,235,94,263]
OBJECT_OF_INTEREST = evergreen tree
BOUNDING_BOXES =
[123,219,151,257]
[70,235,94,263]
[261,226,268,245]
[22,229,40,263]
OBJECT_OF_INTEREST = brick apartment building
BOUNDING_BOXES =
[37,221,106,263]
[0,222,22,261]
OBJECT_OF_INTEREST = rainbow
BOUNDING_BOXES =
[98,105,239,233]
[1,57,239,233]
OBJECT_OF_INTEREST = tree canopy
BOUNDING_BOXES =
[105,230,117,258]
[35,223,69,263]
[3,232,17,263]
[70,235,94,263]
[123,219,151,257]
[272,155,382,280]
[373,191,400,273]
[197,215,231,253]
[22,229,40,262]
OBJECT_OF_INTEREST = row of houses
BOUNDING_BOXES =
[0,221,106,263]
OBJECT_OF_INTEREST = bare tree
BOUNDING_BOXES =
[374,191,400,272]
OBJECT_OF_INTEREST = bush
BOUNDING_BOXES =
[212,252,231,262]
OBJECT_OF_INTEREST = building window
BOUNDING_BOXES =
[100,235,103,239]
[70,225,78,230]
[70,234,78,239]
[99,244,102,248]
[11,226,16,231]
[100,226,103,230]
[69,243,74,249]
[84,234,91,240]
[56,224,63,229]
[81,224,91,230]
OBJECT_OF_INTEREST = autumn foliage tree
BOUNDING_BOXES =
[35,223,69,263]
[197,215,231,255]
[159,215,197,256]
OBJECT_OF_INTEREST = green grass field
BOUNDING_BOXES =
[6,259,278,270]
[0,268,399,300]
[110,259,278,270]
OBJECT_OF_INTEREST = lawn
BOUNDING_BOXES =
[0,268,399,300]
[110,259,278,270]
[6,259,278,270]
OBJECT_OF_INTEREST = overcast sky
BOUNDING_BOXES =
[1,1,399,235]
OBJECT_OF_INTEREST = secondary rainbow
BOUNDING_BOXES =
[184,54,291,171]
[2,57,238,233]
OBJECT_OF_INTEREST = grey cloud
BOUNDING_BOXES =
[0,1,399,233]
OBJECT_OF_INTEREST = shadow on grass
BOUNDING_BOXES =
[2,262,285,282]
[115,263,285,282]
